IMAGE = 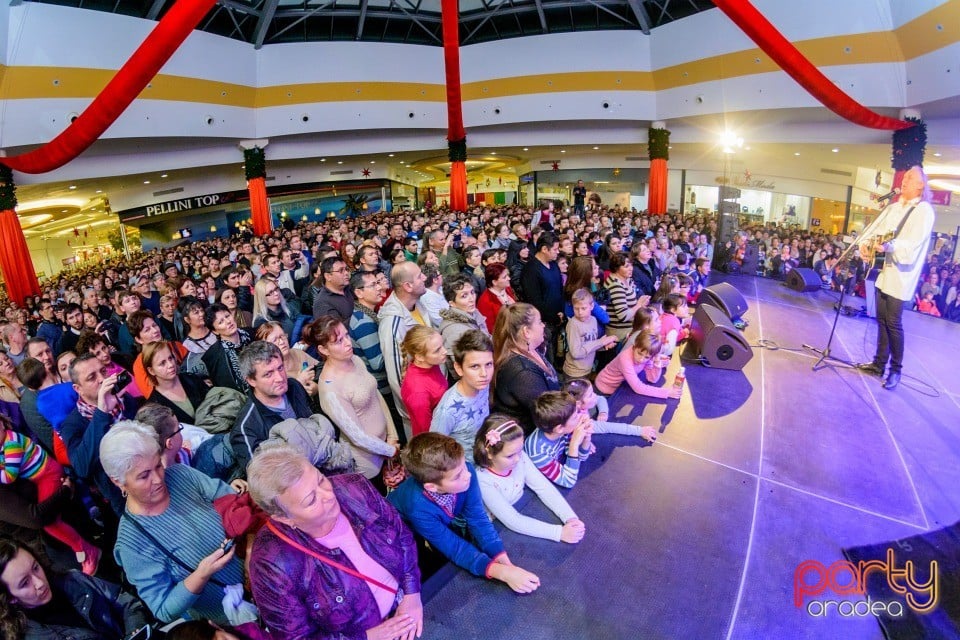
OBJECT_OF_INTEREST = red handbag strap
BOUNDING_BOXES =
[265,520,398,595]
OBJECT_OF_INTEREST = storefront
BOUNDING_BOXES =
[116,179,415,251]
[520,168,650,211]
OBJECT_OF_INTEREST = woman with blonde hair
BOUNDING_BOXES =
[251,278,298,340]
[399,325,448,438]
[491,303,560,435]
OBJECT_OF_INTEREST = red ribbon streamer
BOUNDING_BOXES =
[0,209,41,304]
[712,0,911,131]
[441,0,467,211]
[648,158,668,214]
[248,176,271,236]
[1,0,217,174]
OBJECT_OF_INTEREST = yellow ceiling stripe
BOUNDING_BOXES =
[0,2,955,107]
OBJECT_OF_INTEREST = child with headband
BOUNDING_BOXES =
[474,415,585,544]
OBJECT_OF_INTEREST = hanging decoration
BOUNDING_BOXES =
[551,162,560,171]
[648,126,670,214]
[244,147,271,237]
[0,0,217,174]
[362,168,372,177]
[441,0,467,212]
[891,117,926,171]
[890,117,926,191]
[0,168,40,303]
[711,0,911,131]
[648,127,670,161]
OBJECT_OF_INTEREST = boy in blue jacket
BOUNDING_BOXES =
[388,433,541,593]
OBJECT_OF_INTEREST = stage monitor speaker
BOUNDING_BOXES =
[685,304,753,371]
[786,268,821,293]
[699,282,748,321]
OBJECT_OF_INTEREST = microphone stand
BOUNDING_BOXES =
[803,199,895,371]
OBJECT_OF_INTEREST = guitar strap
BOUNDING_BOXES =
[893,205,917,239]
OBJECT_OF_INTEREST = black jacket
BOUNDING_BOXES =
[492,353,560,435]
[631,258,659,297]
[230,378,312,475]
[146,373,211,424]
[23,571,152,640]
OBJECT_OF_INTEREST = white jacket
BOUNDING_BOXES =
[874,198,935,301]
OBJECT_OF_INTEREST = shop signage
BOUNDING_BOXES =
[931,190,952,206]
[117,190,244,222]
[715,175,777,190]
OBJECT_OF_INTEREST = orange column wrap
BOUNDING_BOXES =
[648,158,667,215]
[450,162,468,213]
[248,177,271,236]
[0,210,41,304]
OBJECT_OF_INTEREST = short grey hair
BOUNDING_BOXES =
[247,444,313,517]
[99,420,161,484]
[238,340,282,381]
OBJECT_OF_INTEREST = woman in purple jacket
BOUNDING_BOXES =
[246,446,422,640]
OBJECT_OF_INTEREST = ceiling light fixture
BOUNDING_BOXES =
[560,150,566,153]
[320,158,326,162]
[388,154,395,157]
[68,185,77,190]
[95,190,102,194]
[144,180,151,184]
[593,146,599,150]
[794,152,801,156]
[522,147,529,151]
[831,148,839,153]
[338,161,344,165]
[160,173,168,178]
[933,152,942,157]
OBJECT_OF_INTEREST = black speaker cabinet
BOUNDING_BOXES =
[786,268,821,293]
[699,282,748,321]
[685,304,753,370]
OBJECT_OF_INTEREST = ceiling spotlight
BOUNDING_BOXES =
[560,150,566,153]
[143,180,151,184]
[388,154,395,157]
[338,161,344,165]
[370,161,376,164]
[160,173,168,178]
[933,152,942,157]
[95,190,102,194]
[744,146,751,151]
[320,158,326,162]
[61,209,67,213]
[68,185,77,190]
[593,146,600,150]
[831,148,839,153]
[491,152,497,156]
[522,147,529,151]
[794,152,800,156]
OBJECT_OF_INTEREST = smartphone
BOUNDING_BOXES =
[112,370,133,394]
[128,624,152,640]
[221,538,236,554]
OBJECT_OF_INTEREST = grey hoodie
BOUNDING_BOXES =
[377,292,433,439]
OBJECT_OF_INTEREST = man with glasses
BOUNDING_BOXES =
[312,256,355,322]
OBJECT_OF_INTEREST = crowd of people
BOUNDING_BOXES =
[0,197,940,638]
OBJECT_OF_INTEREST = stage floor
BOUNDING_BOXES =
[419,274,960,640]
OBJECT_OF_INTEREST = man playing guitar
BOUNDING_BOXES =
[856,166,935,390]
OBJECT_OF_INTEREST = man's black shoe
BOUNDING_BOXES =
[857,362,884,377]
[884,372,901,390]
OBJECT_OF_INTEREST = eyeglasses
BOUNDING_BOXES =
[266,288,281,295]
[169,424,185,438]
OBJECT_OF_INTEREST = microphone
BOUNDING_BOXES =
[874,187,901,202]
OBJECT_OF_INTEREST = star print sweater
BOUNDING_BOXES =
[429,385,490,463]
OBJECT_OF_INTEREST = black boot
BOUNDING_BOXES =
[857,361,884,377]
[884,372,901,390]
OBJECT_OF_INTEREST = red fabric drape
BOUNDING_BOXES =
[648,158,667,214]
[441,0,467,212]
[0,210,41,304]
[712,0,911,131]
[248,177,271,236]
[1,0,217,174]
[450,162,467,213]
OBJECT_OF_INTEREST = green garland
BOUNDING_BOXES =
[243,147,266,180]
[648,127,670,161]
[448,138,467,163]
[0,165,16,211]
[891,117,925,171]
